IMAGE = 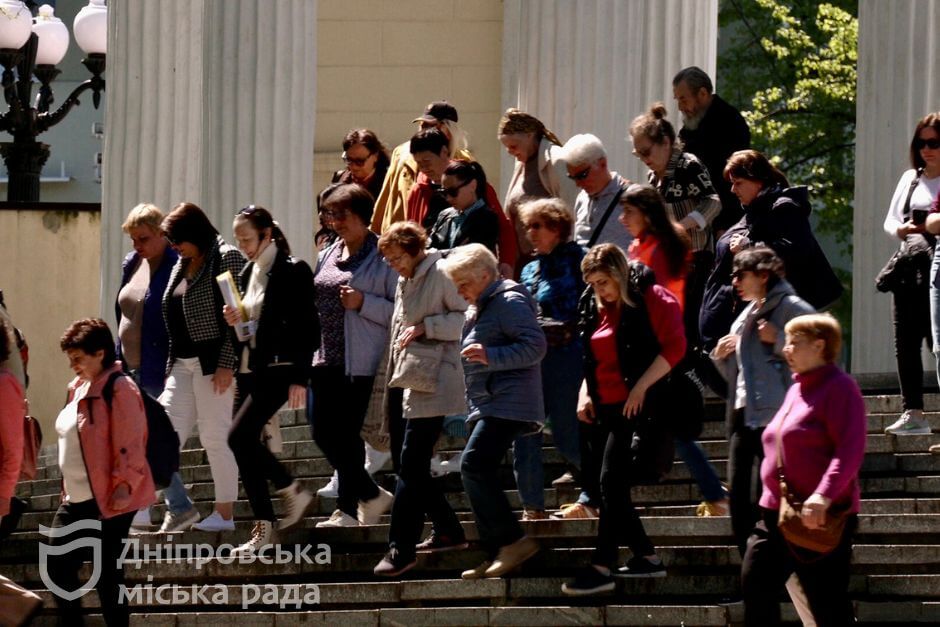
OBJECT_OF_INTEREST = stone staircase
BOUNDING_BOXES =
[4,392,940,625]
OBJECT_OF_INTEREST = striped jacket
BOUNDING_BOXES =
[162,236,246,375]
[649,148,721,252]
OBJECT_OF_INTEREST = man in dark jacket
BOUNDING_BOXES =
[673,67,751,233]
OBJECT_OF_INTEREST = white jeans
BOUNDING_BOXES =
[159,357,238,503]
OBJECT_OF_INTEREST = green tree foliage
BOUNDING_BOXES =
[718,0,857,255]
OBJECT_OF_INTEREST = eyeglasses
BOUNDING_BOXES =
[322,208,349,221]
[730,269,750,281]
[342,151,374,166]
[440,179,472,198]
[632,144,654,159]
[915,138,940,150]
[383,252,408,266]
[566,166,592,181]
[525,222,545,231]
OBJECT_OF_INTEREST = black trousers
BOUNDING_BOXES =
[228,368,295,522]
[310,366,378,516]
[728,409,765,556]
[892,286,931,411]
[742,508,857,626]
[591,403,655,567]
[47,499,135,627]
[388,415,464,559]
[387,387,406,476]
[684,249,714,350]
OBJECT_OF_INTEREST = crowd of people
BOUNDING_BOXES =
[6,66,925,627]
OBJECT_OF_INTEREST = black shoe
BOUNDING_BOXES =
[615,556,666,578]
[561,565,615,596]
[415,531,468,553]
[373,548,417,577]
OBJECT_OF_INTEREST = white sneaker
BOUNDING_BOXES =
[316,509,360,528]
[229,520,277,557]
[357,487,394,525]
[317,471,339,498]
[276,480,314,531]
[192,511,236,532]
[158,508,200,533]
[364,444,392,475]
[430,452,462,477]
[885,409,932,435]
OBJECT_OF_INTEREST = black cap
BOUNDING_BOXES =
[413,100,458,124]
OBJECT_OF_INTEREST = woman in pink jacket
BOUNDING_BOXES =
[49,318,154,627]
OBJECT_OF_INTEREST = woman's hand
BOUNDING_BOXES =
[897,221,925,238]
[339,285,364,311]
[623,381,648,418]
[109,484,131,511]
[714,334,737,359]
[222,305,241,327]
[287,384,306,410]
[729,233,747,254]
[398,323,426,348]
[800,493,832,530]
[461,343,488,365]
[757,319,778,345]
[576,381,595,424]
[212,367,234,394]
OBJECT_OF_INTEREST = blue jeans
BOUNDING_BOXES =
[512,342,583,509]
[462,416,528,554]
[163,471,194,515]
[675,437,726,502]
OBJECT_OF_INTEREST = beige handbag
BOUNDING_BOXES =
[0,575,42,627]
[388,340,443,393]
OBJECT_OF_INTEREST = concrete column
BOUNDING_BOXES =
[101,0,317,316]
[852,0,940,375]
[501,0,718,189]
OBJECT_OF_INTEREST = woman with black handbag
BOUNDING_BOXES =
[741,314,865,626]
[882,113,940,436]
[561,245,686,595]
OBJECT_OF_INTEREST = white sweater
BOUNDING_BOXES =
[883,169,940,239]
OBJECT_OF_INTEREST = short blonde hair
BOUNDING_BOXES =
[121,203,164,233]
[440,243,498,285]
[785,314,842,363]
[519,198,573,241]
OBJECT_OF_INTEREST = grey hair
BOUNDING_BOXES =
[561,133,607,167]
[440,243,498,285]
[672,66,713,94]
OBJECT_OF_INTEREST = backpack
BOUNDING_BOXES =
[102,372,179,490]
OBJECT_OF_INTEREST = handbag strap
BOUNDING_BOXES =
[901,168,922,221]
[586,184,627,248]
[774,397,796,487]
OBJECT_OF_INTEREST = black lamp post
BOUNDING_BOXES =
[0,0,107,203]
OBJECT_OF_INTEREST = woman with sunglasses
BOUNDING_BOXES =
[312,184,398,528]
[222,205,318,554]
[885,113,940,436]
[158,203,245,534]
[428,160,499,254]
[329,129,391,203]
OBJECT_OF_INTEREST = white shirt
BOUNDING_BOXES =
[883,169,940,239]
[56,381,94,503]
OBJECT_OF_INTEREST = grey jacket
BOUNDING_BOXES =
[386,251,468,419]
[462,279,547,424]
[316,236,398,377]
[712,279,814,429]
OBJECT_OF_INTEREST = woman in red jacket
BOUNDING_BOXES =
[49,318,154,627]
[0,318,24,523]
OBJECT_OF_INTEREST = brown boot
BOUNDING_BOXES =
[483,536,539,577]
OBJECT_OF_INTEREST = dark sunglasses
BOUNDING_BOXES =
[342,151,374,166]
[567,167,592,181]
[916,138,940,150]
[440,179,472,198]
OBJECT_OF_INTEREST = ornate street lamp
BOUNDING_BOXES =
[0,0,107,202]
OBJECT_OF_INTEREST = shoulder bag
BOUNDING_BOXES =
[876,170,935,293]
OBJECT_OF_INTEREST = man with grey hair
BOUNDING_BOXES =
[562,134,632,253]
[673,66,750,232]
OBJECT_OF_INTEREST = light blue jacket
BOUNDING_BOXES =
[712,279,814,429]
[316,235,398,377]
[462,279,547,424]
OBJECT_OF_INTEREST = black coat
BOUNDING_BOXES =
[237,248,319,386]
[679,95,751,232]
[428,203,499,255]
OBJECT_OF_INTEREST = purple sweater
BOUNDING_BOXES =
[759,363,866,514]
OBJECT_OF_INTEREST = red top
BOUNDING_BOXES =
[628,231,687,312]
[406,173,518,268]
[591,285,687,404]
[0,369,24,501]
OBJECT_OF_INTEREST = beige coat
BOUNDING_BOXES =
[385,251,468,419]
